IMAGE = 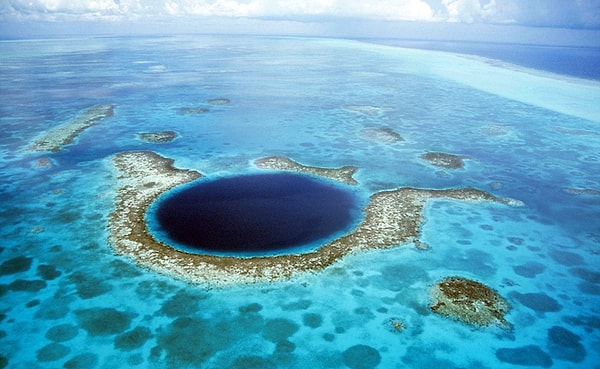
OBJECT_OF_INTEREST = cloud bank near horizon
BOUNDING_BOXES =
[1,0,599,29]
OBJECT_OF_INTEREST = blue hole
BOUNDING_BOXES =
[152,173,360,256]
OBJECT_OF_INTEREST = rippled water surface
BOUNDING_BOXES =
[1,35,599,368]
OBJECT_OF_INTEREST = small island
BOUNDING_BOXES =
[421,152,468,169]
[138,131,178,143]
[108,151,522,286]
[430,276,511,327]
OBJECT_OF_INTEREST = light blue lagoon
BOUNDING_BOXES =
[1,35,599,368]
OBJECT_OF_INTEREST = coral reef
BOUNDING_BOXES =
[509,291,562,313]
[553,126,600,136]
[563,187,600,195]
[37,343,70,362]
[343,105,391,116]
[254,156,359,185]
[207,98,230,105]
[360,127,404,144]
[430,276,511,327]
[496,345,552,367]
[26,104,115,152]
[45,324,78,342]
[108,151,522,285]
[479,124,513,136]
[177,107,209,115]
[0,255,33,275]
[138,131,178,143]
[342,344,381,369]
[32,157,54,169]
[114,327,153,351]
[75,307,134,336]
[546,326,586,363]
[385,317,405,333]
[421,152,468,169]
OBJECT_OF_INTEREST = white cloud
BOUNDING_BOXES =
[7,0,119,14]
[340,0,435,21]
[1,0,599,28]
[442,0,482,23]
[2,0,435,21]
[153,0,435,21]
[479,0,510,24]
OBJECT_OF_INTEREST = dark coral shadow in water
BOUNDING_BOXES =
[155,173,358,254]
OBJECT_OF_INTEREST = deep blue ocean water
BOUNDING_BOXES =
[365,38,600,81]
[0,35,599,368]
[153,173,359,255]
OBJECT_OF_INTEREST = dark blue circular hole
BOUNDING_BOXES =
[152,173,360,255]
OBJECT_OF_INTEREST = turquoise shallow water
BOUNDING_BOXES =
[1,35,599,368]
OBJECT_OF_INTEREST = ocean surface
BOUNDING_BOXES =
[1,35,599,368]
[364,38,600,81]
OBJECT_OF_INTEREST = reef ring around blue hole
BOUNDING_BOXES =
[150,172,361,256]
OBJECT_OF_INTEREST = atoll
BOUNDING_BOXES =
[138,131,178,143]
[421,152,468,169]
[430,276,511,327]
[108,151,522,286]
[254,156,359,185]
[26,104,115,152]
[360,127,404,144]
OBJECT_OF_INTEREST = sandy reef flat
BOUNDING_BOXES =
[26,104,115,152]
[108,151,522,286]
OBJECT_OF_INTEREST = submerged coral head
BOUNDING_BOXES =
[154,173,359,255]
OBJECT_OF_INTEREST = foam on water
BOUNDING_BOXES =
[0,35,599,368]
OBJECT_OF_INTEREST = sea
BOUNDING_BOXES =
[1,34,599,368]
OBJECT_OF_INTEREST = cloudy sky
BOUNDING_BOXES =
[1,0,600,41]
